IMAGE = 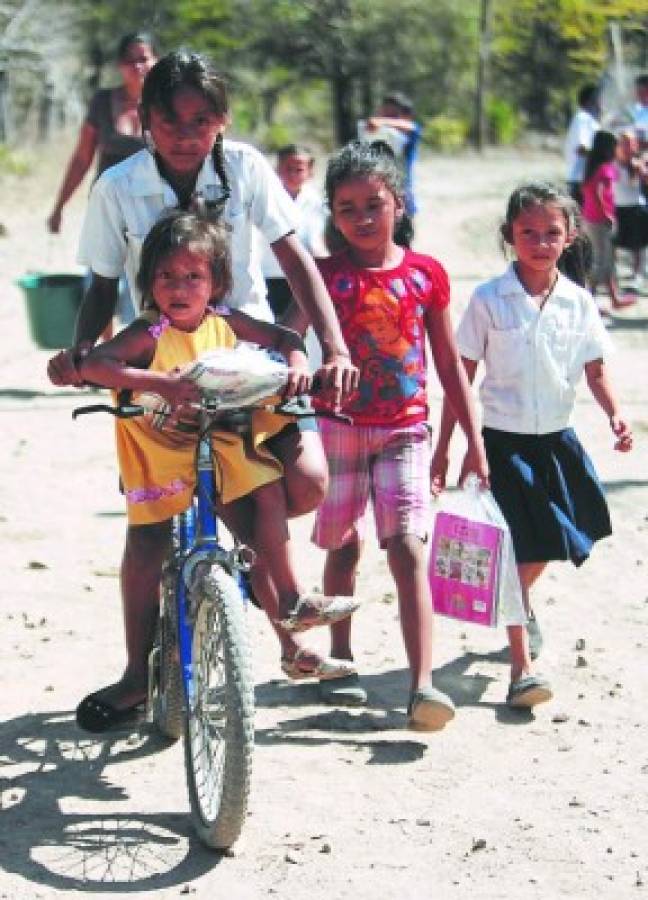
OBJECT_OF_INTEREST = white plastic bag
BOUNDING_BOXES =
[180,345,289,408]
[431,473,526,627]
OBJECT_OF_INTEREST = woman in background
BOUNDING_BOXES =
[48,32,158,235]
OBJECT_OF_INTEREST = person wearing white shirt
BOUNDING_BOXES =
[631,73,648,150]
[260,144,327,368]
[431,182,633,711]
[46,51,360,731]
[261,145,327,318]
[564,84,600,205]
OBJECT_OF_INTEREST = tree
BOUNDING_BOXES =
[492,0,648,131]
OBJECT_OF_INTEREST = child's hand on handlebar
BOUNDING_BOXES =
[156,370,202,409]
[315,352,359,409]
[283,366,312,399]
[283,350,312,399]
[47,344,92,387]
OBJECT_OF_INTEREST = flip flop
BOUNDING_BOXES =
[280,649,357,681]
[278,594,360,634]
[407,685,455,732]
[76,691,145,733]
[506,675,553,709]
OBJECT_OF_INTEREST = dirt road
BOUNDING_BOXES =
[1,143,646,899]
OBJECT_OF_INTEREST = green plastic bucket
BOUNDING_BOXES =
[16,272,85,350]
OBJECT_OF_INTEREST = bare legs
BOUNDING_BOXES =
[507,561,547,682]
[86,428,329,710]
[324,533,433,692]
[323,536,363,663]
[90,520,172,711]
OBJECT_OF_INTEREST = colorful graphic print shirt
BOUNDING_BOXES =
[317,249,450,425]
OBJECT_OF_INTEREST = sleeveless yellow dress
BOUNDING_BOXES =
[115,310,288,525]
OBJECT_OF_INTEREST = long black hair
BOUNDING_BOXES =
[583,130,617,184]
[140,50,231,213]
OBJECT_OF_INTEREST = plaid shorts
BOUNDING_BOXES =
[312,419,432,549]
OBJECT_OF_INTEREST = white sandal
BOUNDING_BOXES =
[280,649,357,681]
[278,594,360,634]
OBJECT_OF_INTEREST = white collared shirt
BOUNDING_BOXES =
[260,182,327,279]
[78,141,297,321]
[564,108,599,182]
[456,265,613,435]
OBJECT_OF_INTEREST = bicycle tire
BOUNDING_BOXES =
[184,564,254,849]
[151,566,184,741]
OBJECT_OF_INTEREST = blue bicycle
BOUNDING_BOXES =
[73,391,266,850]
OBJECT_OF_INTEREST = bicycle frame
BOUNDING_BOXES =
[171,429,251,710]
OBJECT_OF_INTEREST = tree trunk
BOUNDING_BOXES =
[331,71,356,146]
[474,0,492,150]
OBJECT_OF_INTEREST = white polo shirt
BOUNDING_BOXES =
[260,182,326,279]
[78,141,297,321]
[456,265,613,435]
[564,108,599,182]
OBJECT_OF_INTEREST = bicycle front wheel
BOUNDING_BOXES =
[184,564,254,850]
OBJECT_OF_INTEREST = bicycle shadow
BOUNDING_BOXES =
[254,645,535,758]
[0,710,222,892]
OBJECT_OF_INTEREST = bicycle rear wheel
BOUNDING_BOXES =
[150,565,184,741]
[184,564,254,849]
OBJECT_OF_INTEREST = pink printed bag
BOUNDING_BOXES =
[429,475,526,628]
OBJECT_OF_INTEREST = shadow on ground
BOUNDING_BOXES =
[254,646,536,759]
[0,711,220,892]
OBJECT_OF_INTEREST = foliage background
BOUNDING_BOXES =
[0,0,647,155]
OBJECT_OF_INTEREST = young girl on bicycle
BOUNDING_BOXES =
[74,211,358,732]
[311,141,489,732]
[431,182,633,708]
[46,50,360,725]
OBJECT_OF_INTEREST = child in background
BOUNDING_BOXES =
[581,130,636,312]
[431,182,633,708]
[614,130,648,294]
[563,83,600,207]
[362,92,422,222]
[312,141,489,731]
[261,144,327,320]
[261,143,327,370]
[47,50,360,725]
[74,212,358,732]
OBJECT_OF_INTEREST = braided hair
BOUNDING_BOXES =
[140,50,231,215]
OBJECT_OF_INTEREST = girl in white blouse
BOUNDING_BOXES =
[431,182,633,710]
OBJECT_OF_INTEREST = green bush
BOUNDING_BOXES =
[422,116,469,152]
[487,98,520,145]
[260,122,294,152]
[0,144,30,176]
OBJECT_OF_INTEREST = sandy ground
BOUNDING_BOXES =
[1,142,647,900]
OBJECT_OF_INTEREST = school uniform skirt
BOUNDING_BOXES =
[482,427,611,567]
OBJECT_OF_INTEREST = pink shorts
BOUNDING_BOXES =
[312,419,432,549]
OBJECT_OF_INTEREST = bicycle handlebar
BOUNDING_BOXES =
[72,381,351,424]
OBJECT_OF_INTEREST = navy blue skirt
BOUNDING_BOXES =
[483,427,611,567]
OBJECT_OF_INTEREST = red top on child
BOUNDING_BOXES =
[581,160,617,223]
[317,248,449,426]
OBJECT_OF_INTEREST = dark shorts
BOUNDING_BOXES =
[615,205,648,251]
[265,277,294,320]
